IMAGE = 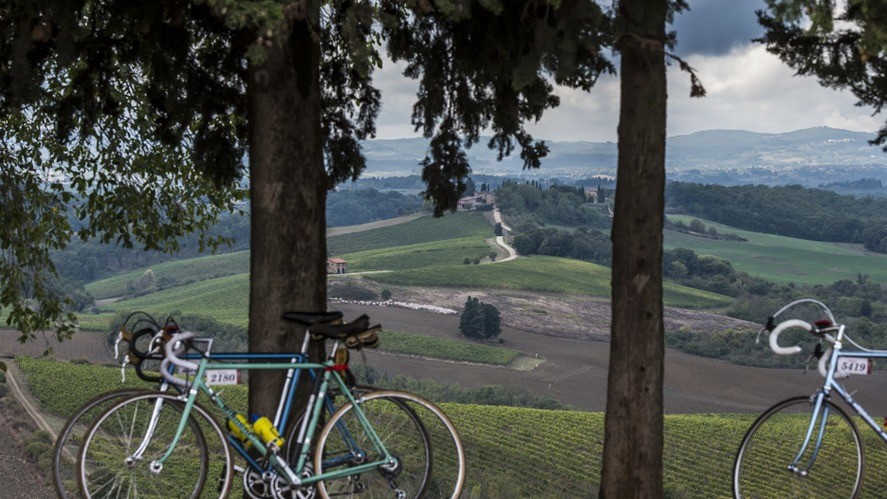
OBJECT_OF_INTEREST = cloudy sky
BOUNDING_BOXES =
[372,0,883,142]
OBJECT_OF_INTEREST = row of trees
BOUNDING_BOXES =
[666,182,887,252]
[327,188,425,227]
[496,181,611,229]
[512,226,612,266]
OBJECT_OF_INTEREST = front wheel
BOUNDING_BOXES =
[733,395,863,498]
[314,390,465,499]
[78,392,233,499]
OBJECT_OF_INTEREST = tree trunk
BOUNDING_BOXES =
[599,0,667,497]
[247,14,328,420]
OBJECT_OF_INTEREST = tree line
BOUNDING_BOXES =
[666,182,887,253]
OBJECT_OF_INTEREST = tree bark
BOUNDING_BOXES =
[247,14,328,419]
[599,0,667,497]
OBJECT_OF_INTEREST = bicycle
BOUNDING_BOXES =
[53,311,431,499]
[75,315,466,498]
[733,299,887,498]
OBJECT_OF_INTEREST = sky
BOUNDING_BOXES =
[372,0,884,142]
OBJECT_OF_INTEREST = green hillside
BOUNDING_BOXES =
[85,250,250,300]
[665,215,887,285]
[342,236,492,271]
[20,357,887,498]
[328,212,493,256]
[365,256,732,309]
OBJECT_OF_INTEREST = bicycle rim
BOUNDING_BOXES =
[53,389,146,498]
[733,396,863,499]
[315,390,465,499]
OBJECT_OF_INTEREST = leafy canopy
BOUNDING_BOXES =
[0,0,615,338]
[758,0,887,146]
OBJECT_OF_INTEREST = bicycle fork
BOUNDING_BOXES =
[788,393,830,477]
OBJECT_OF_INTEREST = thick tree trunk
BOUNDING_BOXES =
[247,15,327,419]
[599,0,667,497]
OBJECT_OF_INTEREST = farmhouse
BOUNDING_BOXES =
[327,258,348,274]
[457,192,495,211]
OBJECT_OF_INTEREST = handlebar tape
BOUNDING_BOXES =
[769,319,811,356]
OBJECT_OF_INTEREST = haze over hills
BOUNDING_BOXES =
[361,127,887,186]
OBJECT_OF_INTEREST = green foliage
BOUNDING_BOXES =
[327,188,425,227]
[667,182,887,252]
[459,297,501,340]
[497,181,610,229]
[383,1,615,213]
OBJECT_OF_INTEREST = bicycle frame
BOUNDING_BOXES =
[150,342,396,490]
[789,326,887,475]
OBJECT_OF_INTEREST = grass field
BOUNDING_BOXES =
[342,236,492,271]
[666,215,887,285]
[20,357,887,498]
[328,212,494,256]
[365,255,732,309]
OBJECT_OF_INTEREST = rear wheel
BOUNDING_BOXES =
[315,390,465,499]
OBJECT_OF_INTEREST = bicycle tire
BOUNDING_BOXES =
[53,389,148,498]
[78,392,233,499]
[733,395,863,499]
[278,386,431,499]
[314,390,465,499]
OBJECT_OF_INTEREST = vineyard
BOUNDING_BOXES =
[21,357,887,497]
[380,330,521,366]
[85,250,250,300]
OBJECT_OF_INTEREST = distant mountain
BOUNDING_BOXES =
[360,127,886,180]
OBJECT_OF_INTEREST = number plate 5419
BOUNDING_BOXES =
[837,357,871,376]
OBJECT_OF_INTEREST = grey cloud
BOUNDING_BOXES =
[671,0,767,56]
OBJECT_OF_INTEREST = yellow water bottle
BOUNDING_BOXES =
[227,413,251,444]
[251,416,285,449]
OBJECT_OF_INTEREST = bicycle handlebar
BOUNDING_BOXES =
[768,319,812,356]
[161,331,199,388]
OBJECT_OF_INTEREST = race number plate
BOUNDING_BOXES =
[836,357,871,376]
[206,369,240,385]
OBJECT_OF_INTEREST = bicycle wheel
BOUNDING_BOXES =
[314,390,465,499]
[79,392,233,499]
[733,396,863,499]
[53,389,147,498]
[281,386,430,499]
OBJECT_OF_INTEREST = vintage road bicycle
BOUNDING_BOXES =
[733,299,887,498]
[72,313,466,498]
[52,311,410,499]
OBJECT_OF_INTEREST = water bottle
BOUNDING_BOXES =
[251,415,285,449]
[227,413,251,443]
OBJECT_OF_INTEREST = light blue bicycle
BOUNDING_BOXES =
[733,299,887,498]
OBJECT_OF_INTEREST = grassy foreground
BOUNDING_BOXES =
[25,357,887,497]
